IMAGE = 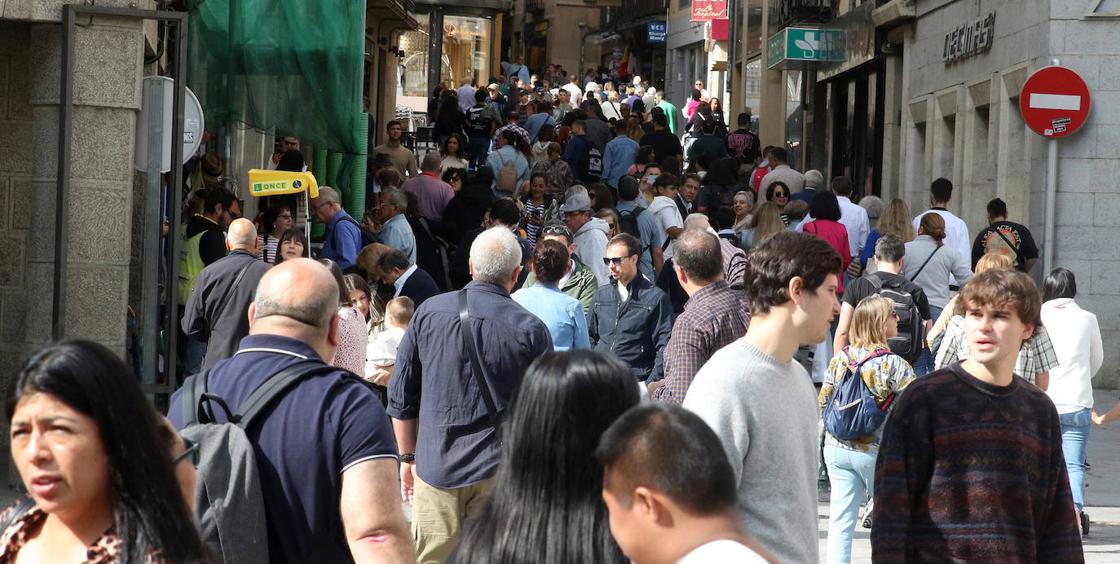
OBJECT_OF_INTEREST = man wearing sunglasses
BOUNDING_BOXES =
[588,234,673,386]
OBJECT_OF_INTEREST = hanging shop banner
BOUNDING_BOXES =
[691,0,727,23]
[248,170,320,198]
[647,21,667,43]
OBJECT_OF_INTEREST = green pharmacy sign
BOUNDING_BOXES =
[767,27,845,70]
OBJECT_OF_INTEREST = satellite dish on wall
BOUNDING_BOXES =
[134,76,205,173]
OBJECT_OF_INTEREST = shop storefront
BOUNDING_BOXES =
[398,13,496,113]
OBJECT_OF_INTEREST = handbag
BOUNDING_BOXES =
[458,290,503,444]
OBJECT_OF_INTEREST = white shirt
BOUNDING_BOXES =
[913,209,971,269]
[676,540,768,564]
[616,280,630,303]
[393,263,418,297]
[837,196,870,256]
[365,326,405,371]
[557,259,575,290]
[1042,298,1104,413]
[561,83,583,106]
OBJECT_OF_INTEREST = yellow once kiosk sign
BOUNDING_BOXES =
[248,169,319,198]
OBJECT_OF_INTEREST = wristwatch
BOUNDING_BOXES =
[400,453,416,463]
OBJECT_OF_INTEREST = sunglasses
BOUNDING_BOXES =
[603,255,634,266]
[774,192,789,198]
[175,437,200,466]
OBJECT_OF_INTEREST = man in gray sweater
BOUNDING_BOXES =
[683,231,843,564]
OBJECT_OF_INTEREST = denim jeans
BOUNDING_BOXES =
[1060,408,1092,511]
[913,305,943,375]
[467,136,491,170]
[824,445,877,564]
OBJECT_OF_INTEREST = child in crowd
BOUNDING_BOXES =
[365,296,415,401]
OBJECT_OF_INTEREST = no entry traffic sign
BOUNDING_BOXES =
[1019,66,1091,138]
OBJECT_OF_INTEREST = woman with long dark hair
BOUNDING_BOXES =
[452,351,637,563]
[2,340,207,562]
[432,91,466,144]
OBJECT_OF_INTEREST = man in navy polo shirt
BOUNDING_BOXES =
[169,259,413,563]
[389,226,553,563]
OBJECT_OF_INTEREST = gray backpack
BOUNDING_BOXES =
[180,360,339,563]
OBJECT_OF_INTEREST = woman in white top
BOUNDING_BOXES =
[439,133,470,172]
[1041,267,1103,531]
[901,212,972,374]
[258,204,293,264]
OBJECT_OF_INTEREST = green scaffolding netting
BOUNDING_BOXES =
[187,0,365,153]
[186,0,369,218]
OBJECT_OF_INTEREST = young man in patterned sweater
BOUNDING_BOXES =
[872,268,1083,562]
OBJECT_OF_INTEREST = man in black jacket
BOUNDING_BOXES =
[589,233,674,383]
[182,218,272,370]
[378,248,441,307]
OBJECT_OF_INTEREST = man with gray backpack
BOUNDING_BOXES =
[833,234,932,363]
[169,259,413,563]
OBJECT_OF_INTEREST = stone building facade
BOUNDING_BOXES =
[893,0,1120,387]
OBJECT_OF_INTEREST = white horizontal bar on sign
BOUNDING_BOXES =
[1029,93,1081,111]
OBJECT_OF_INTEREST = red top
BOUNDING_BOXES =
[804,219,851,294]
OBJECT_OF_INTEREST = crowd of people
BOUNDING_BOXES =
[2,67,1116,564]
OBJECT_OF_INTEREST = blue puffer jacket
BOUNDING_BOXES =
[588,276,674,382]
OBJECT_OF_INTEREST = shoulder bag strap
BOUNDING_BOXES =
[993,228,1020,260]
[909,245,941,281]
[236,360,339,428]
[181,368,213,426]
[213,260,255,321]
[458,290,503,438]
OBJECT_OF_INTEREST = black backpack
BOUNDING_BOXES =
[865,274,926,363]
[617,206,644,239]
[336,216,378,248]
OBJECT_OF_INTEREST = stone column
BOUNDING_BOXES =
[25,14,145,356]
[758,2,786,149]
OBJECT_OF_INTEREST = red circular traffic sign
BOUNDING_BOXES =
[1019,66,1091,138]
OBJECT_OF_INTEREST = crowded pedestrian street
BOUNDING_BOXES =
[3,1,1120,563]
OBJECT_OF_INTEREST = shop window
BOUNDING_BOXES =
[398,14,492,99]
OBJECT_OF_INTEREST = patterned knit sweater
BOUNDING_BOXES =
[871,363,1083,563]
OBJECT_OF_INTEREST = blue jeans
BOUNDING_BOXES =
[824,445,877,564]
[1060,408,1091,511]
[467,137,491,170]
[913,305,943,376]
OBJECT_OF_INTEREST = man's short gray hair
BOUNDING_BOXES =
[875,234,906,264]
[382,189,408,211]
[683,213,711,232]
[470,226,522,285]
[421,152,442,172]
[316,186,340,204]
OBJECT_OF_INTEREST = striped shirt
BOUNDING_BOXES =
[652,281,750,404]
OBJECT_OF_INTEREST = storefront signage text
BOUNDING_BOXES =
[691,0,727,23]
[647,22,667,43]
[943,13,996,64]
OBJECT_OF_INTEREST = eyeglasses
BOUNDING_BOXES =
[773,192,789,199]
[607,222,617,229]
[174,437,200,466]
[603,255,635,266]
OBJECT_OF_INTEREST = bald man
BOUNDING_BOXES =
[171,259,413,562]
[182,217,273,370]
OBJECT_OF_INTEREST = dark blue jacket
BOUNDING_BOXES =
[387,281,552,489]
[588,276,673,382]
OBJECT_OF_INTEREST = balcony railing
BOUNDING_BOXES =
[526,0,545,13]
[604,0,667,29]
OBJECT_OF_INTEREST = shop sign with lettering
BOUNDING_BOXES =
[944,13,996,64]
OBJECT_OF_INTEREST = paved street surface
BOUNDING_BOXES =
[820,389,1120,562]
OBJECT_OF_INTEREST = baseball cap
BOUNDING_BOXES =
[487,83,500,90]
[560,186,592,213]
